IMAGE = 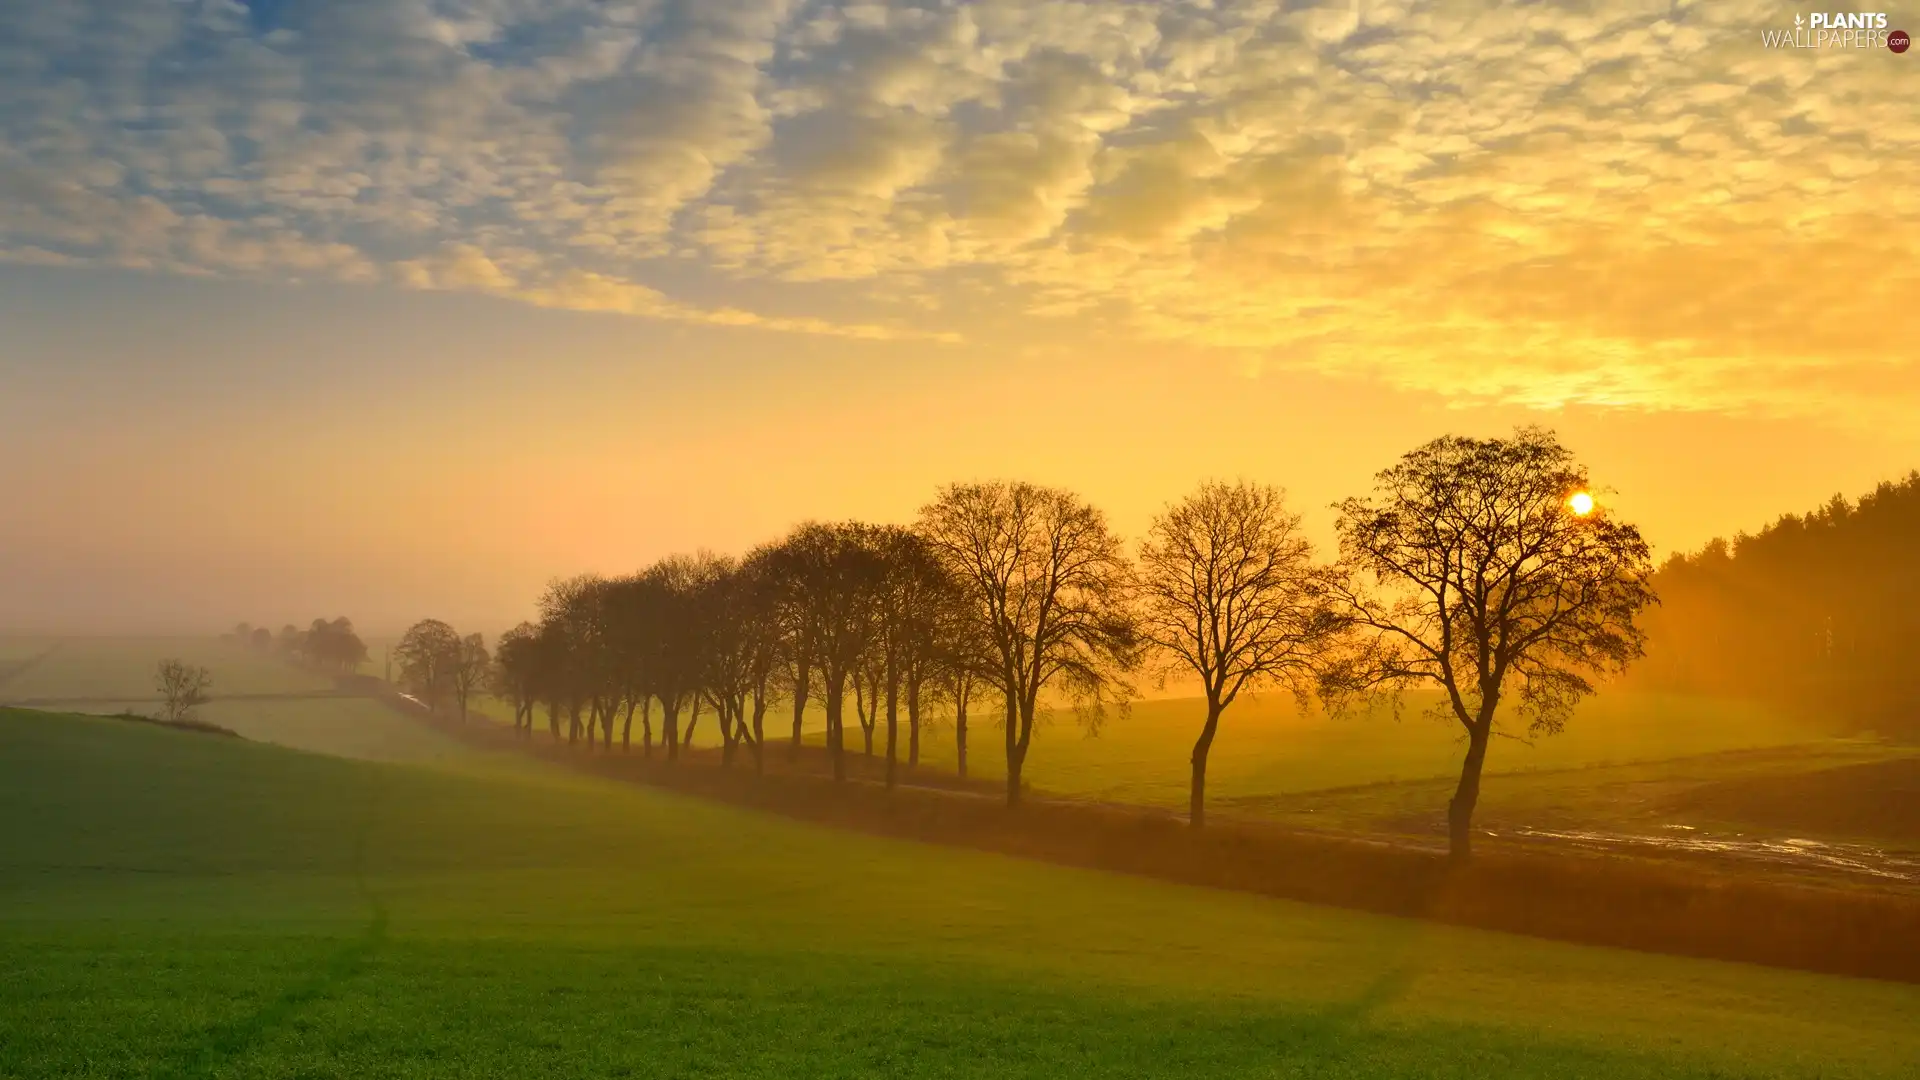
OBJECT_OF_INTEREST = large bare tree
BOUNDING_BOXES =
[919,481,1140,807]
[1138,481,1342,828]
[1327,427,1657,861]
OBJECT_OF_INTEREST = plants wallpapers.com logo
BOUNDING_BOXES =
[1760,11,1909,48]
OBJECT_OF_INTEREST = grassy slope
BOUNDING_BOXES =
[488,679,1918,849]
[0,637,480,765]
[14,635,1910,846]
[3,708,1918,1078]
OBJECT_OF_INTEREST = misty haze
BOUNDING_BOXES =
[3,2,1918,1078]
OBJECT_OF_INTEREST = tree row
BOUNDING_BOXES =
[395,428,1656,861]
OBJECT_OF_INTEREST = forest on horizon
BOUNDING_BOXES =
[1635,472,1920,734]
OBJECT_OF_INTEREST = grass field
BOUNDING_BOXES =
[0,637,477,766]
[3,706,1919,1078]
[11,635,1915,861]
[907,690,1836,802]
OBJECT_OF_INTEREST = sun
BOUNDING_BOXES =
[1568,491,1596,516]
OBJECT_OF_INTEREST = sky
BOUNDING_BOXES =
[3,0,1918,635]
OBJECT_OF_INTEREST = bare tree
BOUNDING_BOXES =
[394,619,462,715]
[852,651,882,758]
[737,543,795,774]
[641,553,728,762]
[868,526,956,790]
[536,576,606,745]
[597,574,658,754]
[449,632,490,723]
[492,622,542,736]
[1139,481,1344,828]
[1326,427,1657,861]
[938,662,983,779]
[692,557,746,765]
[155,659,213,723]
[779,523,885,781]
[919,482,1140,807]
[759,526,830,762]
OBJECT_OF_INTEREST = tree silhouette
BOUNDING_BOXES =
[492,622,543,736]
[920,482,1140,807]
[638,554,727,762]
[1138,481,1343,828]
[765,523,885,781]
[867,526,956,790]
[449,632,490,724]
[395,618,462,716]
[536,575,607,745]
[692,556,758,768]
[155,659,213,723]
[1326,427,1657,861]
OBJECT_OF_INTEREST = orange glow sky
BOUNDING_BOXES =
[3,1,1917,634]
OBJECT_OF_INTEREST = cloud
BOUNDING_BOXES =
[1,0,1915,420]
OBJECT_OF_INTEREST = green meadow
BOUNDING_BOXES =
[0,637,479,766]
[10,636,1913,850]
[5,704,1920,1079]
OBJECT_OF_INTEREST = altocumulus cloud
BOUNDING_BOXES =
[2,0,1915,418]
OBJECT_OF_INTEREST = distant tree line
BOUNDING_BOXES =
[226,617,369,674]
[1632,472,1920,734]
[393,428,1655,861]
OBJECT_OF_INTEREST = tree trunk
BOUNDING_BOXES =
[826,682,845,782]
[1003,689,1022,807]
[642,698,654,758]
[789,663,809,762]
[622,699,636,751]
[884,662,899,791]
[1189,700,1224,829]
[1448,726,1492,862]
[685,696,701,750]
[956,706,967,780]
[663,700,680,762]
[750,693,766,776]
[854,676,875,757]
[906,677,920,769]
